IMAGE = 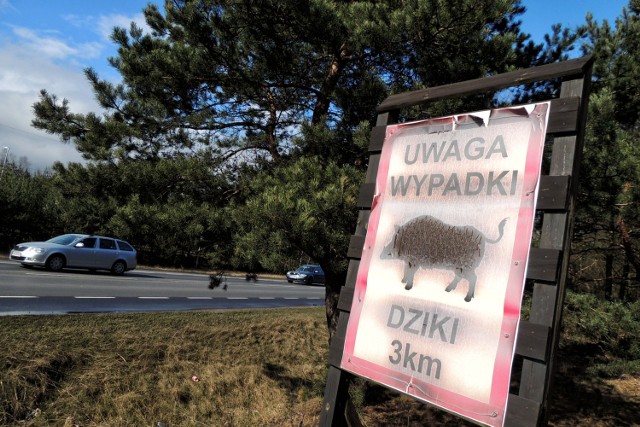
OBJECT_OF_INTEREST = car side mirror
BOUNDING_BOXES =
[75,243,85,248]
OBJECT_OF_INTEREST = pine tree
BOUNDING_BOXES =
[31,0,558,337]
[575,1,640,300]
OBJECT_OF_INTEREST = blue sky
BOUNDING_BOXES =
[0,0,630,170]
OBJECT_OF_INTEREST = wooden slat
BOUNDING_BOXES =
[378,56,593,112]
[520,284,558,401]
[515,321,551,362]
[547,97,580,134]
[338,260,359,312]
[338,286,355,312]
[526,248,561,283]
[328,312,350,368]
[519,360,548,404]
[365,153,381,184]
[319,366,352,426]
[346,259,360,287]
[369,126,387,152]
[367,98,578,164]
[537,175,570,211]
[357,182,376,208]
[371,97,578,149]
[354,210,371,237]
[504,394,541,427]
[347,235,365,259]
[539,213,568,250]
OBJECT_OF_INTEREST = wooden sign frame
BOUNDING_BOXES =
[320,55,593,427]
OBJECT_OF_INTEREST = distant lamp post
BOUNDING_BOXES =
[1,146,9,180]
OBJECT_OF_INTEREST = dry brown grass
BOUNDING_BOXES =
[1,309,328,426]
[1,308,639,426]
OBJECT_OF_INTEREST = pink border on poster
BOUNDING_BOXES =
[340,103,550,427]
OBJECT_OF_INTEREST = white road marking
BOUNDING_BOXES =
[153,271,204,277]
[25,273,66,277]
[24,272,135,281]
[0,295,38,298]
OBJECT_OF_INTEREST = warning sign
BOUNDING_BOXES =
[340,103,550,427]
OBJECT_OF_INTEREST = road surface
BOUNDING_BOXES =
[0,261,325,315]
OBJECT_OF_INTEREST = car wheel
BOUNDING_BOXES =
[287,279,293,283]
[111,260,126,275]
[46,254,65,272]
[306,276,314,286]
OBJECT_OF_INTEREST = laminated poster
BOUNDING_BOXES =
[340,102,550,427]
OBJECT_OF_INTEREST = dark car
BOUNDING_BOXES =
[286,264,325,285]
[9,234,137,275]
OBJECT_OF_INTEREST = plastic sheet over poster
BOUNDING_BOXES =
[340,102,550,427]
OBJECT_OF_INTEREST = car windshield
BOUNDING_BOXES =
[46,234,85,246]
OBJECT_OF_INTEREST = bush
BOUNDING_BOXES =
[562,291,640,377]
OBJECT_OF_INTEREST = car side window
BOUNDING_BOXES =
[99,238,117,250]
[117,241,134,252]
[78,237,97,248]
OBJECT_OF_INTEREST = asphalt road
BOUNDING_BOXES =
[0,260,325,315]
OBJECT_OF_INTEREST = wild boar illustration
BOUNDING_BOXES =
[381,215,508,301]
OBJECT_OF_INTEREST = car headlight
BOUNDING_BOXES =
[24,247,45,255]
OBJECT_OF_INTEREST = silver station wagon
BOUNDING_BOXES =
[10,234,137,275]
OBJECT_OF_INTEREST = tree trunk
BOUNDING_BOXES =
[312,44,351,125]
[616,183,639,289]
[617,217,640,275]
[605,253,613,301]
[264,85,282,161]
[620,261,629,301]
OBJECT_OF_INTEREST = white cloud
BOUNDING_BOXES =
[97,13,149,41]
[0,3,155,171]
[0,0,13,12]
[10,25,104,60]
[12,26,79,59]
[62,11,150,43]
[0,44,101,171]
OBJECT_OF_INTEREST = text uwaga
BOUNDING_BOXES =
[390,135,518,197]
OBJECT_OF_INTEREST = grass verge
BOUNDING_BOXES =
[1,303,639,426]
[1,308,328,426]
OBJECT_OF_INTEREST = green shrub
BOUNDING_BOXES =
[562,291,640,377]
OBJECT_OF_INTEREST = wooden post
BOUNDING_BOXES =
[319,110,399,427]
[516,65,593,426]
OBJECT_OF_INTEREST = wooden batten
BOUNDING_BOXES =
[376,56,592,113]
